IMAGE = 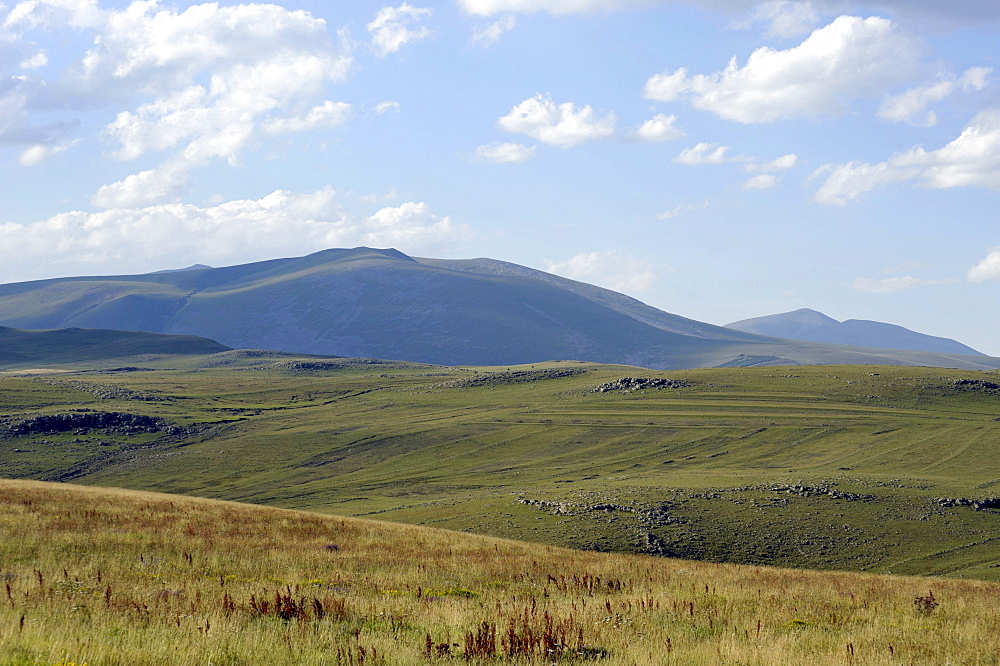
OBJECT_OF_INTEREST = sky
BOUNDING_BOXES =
[1,0,999,355]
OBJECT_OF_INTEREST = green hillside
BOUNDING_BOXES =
[0,326,229,366]
[0,247,996,369]
[2,356,998,580]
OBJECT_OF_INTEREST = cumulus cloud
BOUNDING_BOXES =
[475,141,536,162]
[968,248,1000,282]
[674,142,729,164]
[458,0,658,15]
[544,250,658,293]
[644,16,918,123]
[743,173,778,189]
[879,67,991,127]
[497,94,616,147]
[852,276,956,293]
[815,110,1000,205]
[747,153,797,171]
[631,113,684,142]
[1,1,353,206]
[368,3,432,57]
[0,190,470,282]
[737,0,820,38]
[364,202,472,248]
[470,14,516,47]
[19,140,73,166]
[263,101,352,135]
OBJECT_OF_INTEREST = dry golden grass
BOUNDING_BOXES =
[1,479,997,665]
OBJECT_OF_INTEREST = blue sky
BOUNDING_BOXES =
[1,0,998,354]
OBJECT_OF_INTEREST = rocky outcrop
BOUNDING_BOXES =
[4,410,177,438]
[936,497,1000,510]
[954,379,1000,392]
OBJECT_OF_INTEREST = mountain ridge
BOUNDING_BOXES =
[0,248,996,370]
[726,308,982,356]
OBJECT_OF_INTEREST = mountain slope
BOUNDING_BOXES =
[0,248,996,370]
[726,308,982,355]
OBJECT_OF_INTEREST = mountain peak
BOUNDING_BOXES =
[726,309,982,356]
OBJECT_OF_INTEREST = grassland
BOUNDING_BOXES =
[2,354,998,580]
[2,479,998,665]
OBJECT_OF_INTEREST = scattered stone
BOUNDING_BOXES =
[445,369,584,389]
[936,497,1000,510]
[593,377,689,393]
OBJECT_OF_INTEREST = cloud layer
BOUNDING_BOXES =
[0,190,470,283]
[2,1,354,208]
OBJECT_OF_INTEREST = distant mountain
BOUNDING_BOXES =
[0,327,229,366]
[149,264,213,274]
[0,248,996,370]
[725,308,982,356]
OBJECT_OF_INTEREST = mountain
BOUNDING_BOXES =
[725,308,983,356]
[0,248,996,370]
[0,326,229,366]
[149,264,213,274]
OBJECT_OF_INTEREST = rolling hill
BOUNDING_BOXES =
[726,308,983,355]
[0,247,997,370]
[0,326,229,366]
[4,479,997,665]
[2,357,998,580]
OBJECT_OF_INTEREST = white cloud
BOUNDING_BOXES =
[368,3,432,57]
[644,16,918,123]
[263,101,352,135]
[631,113,684,142]
[852,276,956,293]
[747,153,797,171]
[1,2,353,206]
[475,141,536,162]
[375,100,402,114]
[470,14,516,47]
[3,0,102,30]
[743,173,778,189]
[458,0,1000,23]
[544,250,658,293]
[879,67,991,127]
[18,140,72,165]
[497,94,616,147]
[968,248,1000,283]
[19,51,48,69]
[815,110,1000,205]
[92,160,191,209]
[363,202,472,249]
[458,0,658,16]
[675,142,729,164]
[0,189,471,282]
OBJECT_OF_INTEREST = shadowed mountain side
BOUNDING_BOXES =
[727,308,983,356]
[0,326,229,365]
[0,249,997,369]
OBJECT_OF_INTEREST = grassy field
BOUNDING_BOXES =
[1,354,998,579]
[2,479,998,665]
